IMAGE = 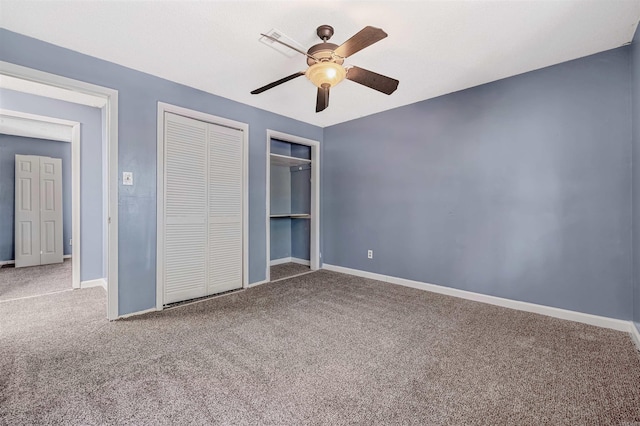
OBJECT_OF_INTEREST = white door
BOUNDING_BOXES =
[162,113,243,305]
[15,155,41,268]
[163,113,208,304]
[39,157,64,265]
[15,155,63,267]
[208,125,243,294]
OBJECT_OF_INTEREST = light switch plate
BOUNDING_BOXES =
[123,172,133,186]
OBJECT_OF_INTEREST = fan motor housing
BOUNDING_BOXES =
[316,25,334,41]
[307,43,344,66]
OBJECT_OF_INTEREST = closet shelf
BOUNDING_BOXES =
[270,153,312,167]
[270,214,311,219]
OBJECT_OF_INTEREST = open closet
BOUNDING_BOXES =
[269,138,312,281]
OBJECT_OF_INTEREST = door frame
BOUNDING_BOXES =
[265,130,320,282]
[155,102,249,310]
[0,109,81,287]
[0,61,120,320]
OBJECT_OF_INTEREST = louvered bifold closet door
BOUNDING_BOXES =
[163,113,208,304]
[207,125,243,295]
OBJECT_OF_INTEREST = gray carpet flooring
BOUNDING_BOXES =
[0,258,72,301]
[1,270,639,425]
[270,262,311,281]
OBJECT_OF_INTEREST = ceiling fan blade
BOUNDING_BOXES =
[346,66,399,95]
[260,33,318,62]
[316,84,330,112]
[251,71,305,94]
[333,26,388,59]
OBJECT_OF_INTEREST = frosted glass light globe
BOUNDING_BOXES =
[305,62,346,88]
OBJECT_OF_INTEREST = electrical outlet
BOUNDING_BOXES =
[367,250,373,259]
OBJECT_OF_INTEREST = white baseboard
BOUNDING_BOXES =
[270,257,291,266]
[80,278,107,291]
[322,264,635,335]
[117,307,159,320]
[0,254,71,266]
[248,279,269,288]
[270,257,311,266]
[631,323,640,351]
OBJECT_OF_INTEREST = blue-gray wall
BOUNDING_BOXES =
[0,89,104,281]
[291,166,311,261]
[291,218,310,261]
[290,144,311,261]
[270,219,291,260]
[323,47,633,320]
[270,139,292,261]
[0,29,323,315]
[0,135,71,259]
[632,24,640,332]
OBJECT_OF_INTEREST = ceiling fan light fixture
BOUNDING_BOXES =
[252,25,398,112]
[305,62,346,88]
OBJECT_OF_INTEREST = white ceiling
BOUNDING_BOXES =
[1,1,639,128]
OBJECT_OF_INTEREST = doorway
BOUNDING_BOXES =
[0,109,81,294]
[266,130,320,282]
[0,61,119,320]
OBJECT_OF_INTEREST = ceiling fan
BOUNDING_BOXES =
[251,25,399,113]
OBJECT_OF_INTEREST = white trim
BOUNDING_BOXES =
[0,74,106,107]
[270,257,291,266]
[265,135,270,281]
[105,88,119,321]
[270,257,311,266]
[631,323,640,351]
[323,264,633,333]
[156,105,164,311]
[70,123,81,290]
[117,307,159,320]
[265,130,320,283]
[80,278,107,291]
[0,254,71,267]
[0,110,81,290]
[247,279,269,288]
[156,102,249,311]
[0,109,76,142]
[0,61,120,321]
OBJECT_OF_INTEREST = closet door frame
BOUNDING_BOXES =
[156,102,249,310]
[265,130,320,283]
